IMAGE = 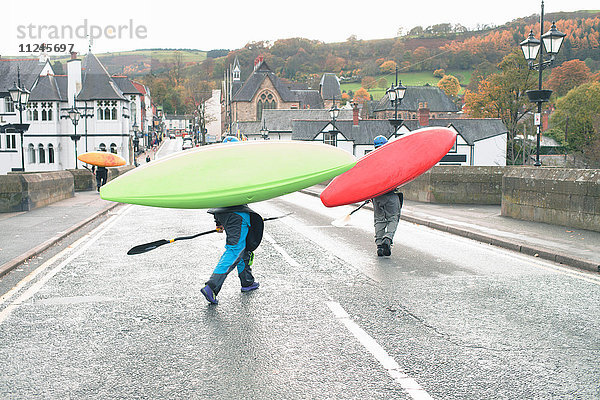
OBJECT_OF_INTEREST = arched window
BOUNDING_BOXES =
[99,143,107,152]
[48,144,55,163]
[38,144,45,163]
[28,144,36,163]
[110,143,117,154]
[111,107,117,120]
[256,91,276,121]
[104,108,111,120]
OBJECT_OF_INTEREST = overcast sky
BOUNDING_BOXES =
[3,0,599,56]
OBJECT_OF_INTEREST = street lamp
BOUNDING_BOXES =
[64,102,82,169]
[260,119,269,140]
[519,1,566,166]
[131,122,139,153]
[326,103,340,147]
[386,65,406,137]
[329,104,340,122]
[8,72,30,171]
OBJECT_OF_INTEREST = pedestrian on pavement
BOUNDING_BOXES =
[372,135,403,257]
[145,154,151,163]
[200,204,264,305]
[92,165,108,191]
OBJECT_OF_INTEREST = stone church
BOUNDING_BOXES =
[222,56,340,133]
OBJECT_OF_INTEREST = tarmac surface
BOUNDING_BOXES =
[1,182,598,278]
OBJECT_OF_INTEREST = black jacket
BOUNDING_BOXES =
[207,205,264,252]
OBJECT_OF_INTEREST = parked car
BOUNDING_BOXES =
[182,140,194,150]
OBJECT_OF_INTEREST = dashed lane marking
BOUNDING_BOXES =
[263,231,434,400]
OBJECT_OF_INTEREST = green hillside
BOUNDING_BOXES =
[51,49,207,76]
[340,69,473,100]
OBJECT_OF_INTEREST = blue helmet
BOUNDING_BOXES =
[373,135,388,148]
[223,136,239,143]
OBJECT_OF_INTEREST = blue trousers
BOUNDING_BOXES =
[206,211,255,295]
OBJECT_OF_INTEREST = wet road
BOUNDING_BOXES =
[0,142,599,399]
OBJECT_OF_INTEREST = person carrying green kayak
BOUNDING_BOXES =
[200,204,264,305]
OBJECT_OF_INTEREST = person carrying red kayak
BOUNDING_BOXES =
[372,135,403,257]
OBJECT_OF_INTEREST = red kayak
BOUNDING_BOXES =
[320,127,457,207]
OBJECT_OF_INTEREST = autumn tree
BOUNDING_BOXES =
[433,69,445,78]
[354,87,370,103]
[549,82,600,167]
[545,59,591,97]
[464,50,538,164]
[379,60,397,74]
[377,77,388,89]
[438,75,460,97]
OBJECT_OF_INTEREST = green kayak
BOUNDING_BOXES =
[100,141,356,209]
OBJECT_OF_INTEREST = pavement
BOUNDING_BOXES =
[0,182,598,278]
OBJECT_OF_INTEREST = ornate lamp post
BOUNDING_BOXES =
[326,103,340,147]
[8,74,30,171]
[64,103,82,169]
[260,119,269,140]
[386,66,406,137]
[519,0,566,166]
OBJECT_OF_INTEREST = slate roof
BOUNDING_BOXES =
[260,109,354,132]
[232,60,325,107]
[234,69,296,102]
[0,59,47,94]
[112,76,143,95]
[401,118,508,145]
[236,121,261,135]
[373,85,459,112]
[55,76,68,101]
[292,119,395,145]
[77,53,126,101]
[231,81,243,98]
[29,75,63,101]
[293,90,324,109]
[320,73,341,100]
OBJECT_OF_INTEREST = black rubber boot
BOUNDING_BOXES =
[382,238,392,256]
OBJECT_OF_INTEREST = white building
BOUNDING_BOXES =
[291,106,508,166]
[204,89,222,143]
[0,52,150,174]
[164,114,192,135]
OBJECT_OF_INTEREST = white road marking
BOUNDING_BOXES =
[264,231,433,399]
[326,301,434,400]
[0,205,132,324]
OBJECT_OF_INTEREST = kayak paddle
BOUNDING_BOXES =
[127,213,293,255]
[331,200,370,227]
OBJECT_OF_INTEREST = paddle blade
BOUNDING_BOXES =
[127,239,171,255]
[331,214,352,227]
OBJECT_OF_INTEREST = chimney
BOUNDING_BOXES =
[418,102,430,127]
[352,102,359,126]
[253,55,264,72]
[67,54,82,107]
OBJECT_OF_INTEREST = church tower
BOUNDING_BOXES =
[232,56,241,82]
